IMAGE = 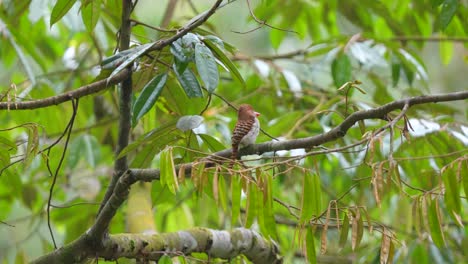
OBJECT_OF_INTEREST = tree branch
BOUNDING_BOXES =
[97,0,134,216]
[99,228,281,264]
[0,69,130,110]
[130,91,468,181]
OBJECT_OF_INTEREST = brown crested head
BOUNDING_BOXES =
[237,104,260,120]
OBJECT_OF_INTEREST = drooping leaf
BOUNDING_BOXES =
[173,64,203,98]
[231,176,241,225]
[81,0,101,32]
[50,0,78,26]
[245,182,258,228]
[195,42,219,93]
[300,170,322,223]
[427,199,446,248]
[203,38,246,88]
[442,164,461,225]
[331,52,352,88]
[160,147,178,194]
[339,211,350,250]
[132,73,167,124]
[176,115,204,132]
[305,227,317,264]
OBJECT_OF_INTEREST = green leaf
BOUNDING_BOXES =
[176,115,204,132]
[436,0,459,31]
[427,199,446,248]
[442,165,461,224]
[339,211,350,250]
[108,43,153,83]
[172,64,203,98]
[391,55,401,87]
[300,170,322,222]
[263,171,276,238]
[439,38,453,65]
[203,39,246,88]
[160,147,178,195]
[306,227,317,264]
[81,0,100,32]
[461,160,468,200]
[132,73,167,124]
[197,134,226,152]
[245,182,258,228]
[331,53,352,88]
[50,0,78,26]
[231,176,241,225]
[195,42,219,93]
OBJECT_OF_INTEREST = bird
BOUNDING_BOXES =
[231,104,260,164]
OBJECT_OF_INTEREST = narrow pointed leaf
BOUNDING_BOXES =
[195,42,219,92]
[231,176,241,225]
[203,39,246,88]
[436,0,459,31]
[51,0,77,26]
[461,160,468,202]
[81,0,101,32]
[132,73,167,124]
[442,165,461,223]
[306,227,317,264]
[245,182,258,228]
[427,199,446,248]
[300,170,322,223]
[339,211,350,250]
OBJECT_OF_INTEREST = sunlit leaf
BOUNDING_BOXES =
[439,38,453,65]
[132,73,167,124]
[50,0,78,26]
[305,227,317,264]
[81,0,101,32]
[160,147,178,194]
[195,42,219,93]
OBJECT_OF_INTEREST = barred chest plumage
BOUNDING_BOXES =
[231,104,260,161]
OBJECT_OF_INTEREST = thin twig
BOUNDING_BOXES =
[46,98,79,249]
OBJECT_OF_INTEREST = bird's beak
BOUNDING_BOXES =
[255,112,260,117]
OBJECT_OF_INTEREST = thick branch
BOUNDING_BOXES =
[0,69,130,110]
[130,91,468,181]
[98,0,134,216]
[99,228,281,264]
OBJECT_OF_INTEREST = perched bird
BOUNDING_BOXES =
[231,104,260,163]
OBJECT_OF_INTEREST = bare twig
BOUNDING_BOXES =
[46,99,79,249]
